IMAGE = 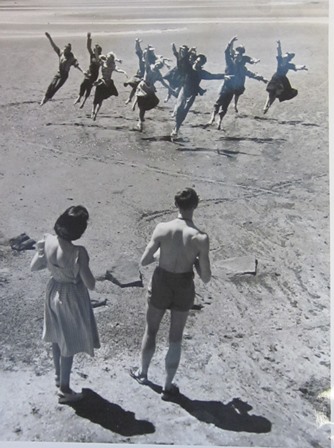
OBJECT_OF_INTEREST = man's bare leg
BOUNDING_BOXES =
[164,309,189,392]
[59,355,74,395]
[139,303,166,378]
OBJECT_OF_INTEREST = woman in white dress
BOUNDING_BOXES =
[30,205,100,403]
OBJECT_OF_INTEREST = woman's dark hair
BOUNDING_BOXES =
[54,205,89,241]
[174,188,199,210]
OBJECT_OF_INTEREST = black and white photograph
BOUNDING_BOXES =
[0,0,331,447]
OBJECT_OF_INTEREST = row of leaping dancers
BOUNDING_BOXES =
[40,32,308,139]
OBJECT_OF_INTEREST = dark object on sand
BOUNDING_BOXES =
[10,233,36,251]
[105,257,143,288]
[90,298,107,308]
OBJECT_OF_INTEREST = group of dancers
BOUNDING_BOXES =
[40,32,308,138]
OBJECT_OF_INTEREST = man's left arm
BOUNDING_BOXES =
[201,70,231,81]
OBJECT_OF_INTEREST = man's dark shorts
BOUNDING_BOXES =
[147,266,195,312]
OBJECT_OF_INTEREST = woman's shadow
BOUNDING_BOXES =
[64,388,155,436]
[147,382,271,434]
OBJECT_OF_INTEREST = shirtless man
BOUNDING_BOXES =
[130,188,211,400]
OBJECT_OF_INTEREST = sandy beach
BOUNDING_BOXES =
[0,0,330,447]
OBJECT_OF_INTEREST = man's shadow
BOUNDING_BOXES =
[64,388,155,436]
[146,382,271,433]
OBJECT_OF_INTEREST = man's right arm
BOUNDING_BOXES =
[45,32,60,56]
[140,225,161,266]
[276,40,282,58]
[87,32,93,55]
[194,233,211,283]
[225,35,237,63]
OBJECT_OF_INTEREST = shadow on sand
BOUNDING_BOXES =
[143,381,271,434]
[64,388,155,436]
[254,116,320,127]
[219,136,287,144]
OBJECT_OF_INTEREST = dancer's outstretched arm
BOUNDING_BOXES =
[45,32,60,56]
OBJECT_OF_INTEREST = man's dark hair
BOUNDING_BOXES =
[174,188,199,210]
[197,54,207,65]
[54,205,89,241]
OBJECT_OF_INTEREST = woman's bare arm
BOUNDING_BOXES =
[78,246,95,290]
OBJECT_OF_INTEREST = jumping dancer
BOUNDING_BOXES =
[207,36,267,129]
[133,47,174,131]
[230,45,265,113]
[171,52,230,139]
[91,51,127,121]
[124,39,171,105]
[40,32,83,106]
[163,44,195,104]
[263,40,308,114]
[74,33,102,109]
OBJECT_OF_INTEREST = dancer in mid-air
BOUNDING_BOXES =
[124,39,171,105]
[207,36,267,130]
[74,33,102,109]
[40,33,83,106]
[163,43,198,104]
[91,51,127,121]
[171,51,231,139]
[263,40,307,114]
[229,45,266,113]
[133,46,174,131]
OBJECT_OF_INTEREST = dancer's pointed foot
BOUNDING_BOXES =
[40,97,47,106]
[73,97,81,105]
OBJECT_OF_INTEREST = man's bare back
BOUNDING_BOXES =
[141,215,211,283]
[156,217,207,271]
